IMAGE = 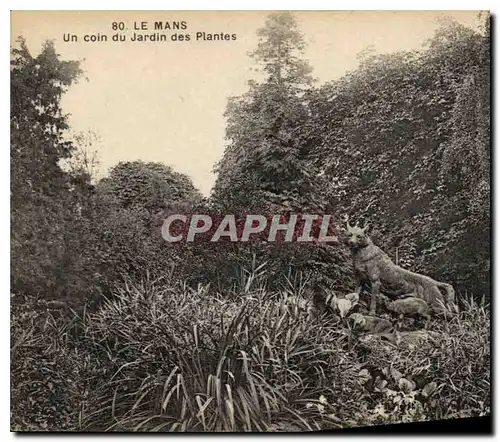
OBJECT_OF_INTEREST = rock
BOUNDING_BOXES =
[395,330,441,346]
[46,300,67,309]
[348,313,394,334]
[345,292,360,303]
[386,297,430,321]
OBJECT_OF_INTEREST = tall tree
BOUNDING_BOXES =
[208,13,353,293]
[11,38,82,203]
[211,12,325,212]
[11,38,83,297]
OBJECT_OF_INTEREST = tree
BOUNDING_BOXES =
[11,38,83,298]
[211,12,325,212]
[250,12,314,91]
[208,13,354,293]
[11,38,82,203]
[99,160,202,215]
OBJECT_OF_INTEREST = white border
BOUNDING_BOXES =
[3,2,496,441]
[5,0,496,10]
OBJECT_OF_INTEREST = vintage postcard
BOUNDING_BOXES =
[10,10,490,433]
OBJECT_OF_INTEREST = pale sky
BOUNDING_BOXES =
[11,11,482,196]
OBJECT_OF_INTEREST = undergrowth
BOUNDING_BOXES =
[11,273,490,432]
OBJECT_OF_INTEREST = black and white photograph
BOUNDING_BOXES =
[10,10,491,433]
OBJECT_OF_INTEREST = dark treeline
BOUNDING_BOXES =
[212,13,490,297]
[11,39,203,307]
[11,15,490,309]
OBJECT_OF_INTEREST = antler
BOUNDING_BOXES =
[342,214,354,231]
[343,214,369,232]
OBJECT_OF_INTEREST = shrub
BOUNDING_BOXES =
[74,277,360,431]
[352,295,490,425]
[11,276,490,432]
[11,294,89,431]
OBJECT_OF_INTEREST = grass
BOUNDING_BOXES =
[10,272,490,432]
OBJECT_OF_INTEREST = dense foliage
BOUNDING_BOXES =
[307,18,490,296]
[11,279,490,431]
[11,12,490,432]
[11,38,83,300]
[212,13,490,298]
[10,39,202,306]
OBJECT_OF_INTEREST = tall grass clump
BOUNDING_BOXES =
[72,274,363,431]
[12,274,490,431]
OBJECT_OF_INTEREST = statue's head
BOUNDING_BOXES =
[342,215,370,249]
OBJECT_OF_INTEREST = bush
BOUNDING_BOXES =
[351,295,490,425]
[11,294,89,431]
[74,277,359,431]
[11,275,489,432]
